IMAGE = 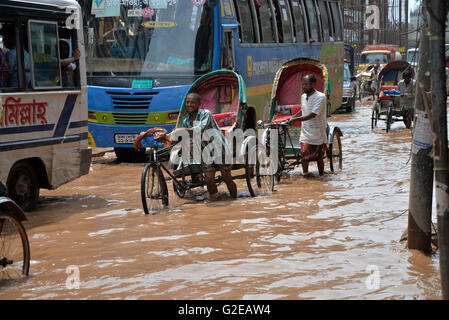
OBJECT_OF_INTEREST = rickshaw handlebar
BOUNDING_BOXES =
[258,120,290,129]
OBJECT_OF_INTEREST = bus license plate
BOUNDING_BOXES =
[115,134,138,144]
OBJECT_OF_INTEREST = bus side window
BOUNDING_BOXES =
[304,0,320,42]
[289,0,307,43]
[0,22,30,90]
[254,0,276,43]
[233,0,256,43]
[317,0,331,42]
[28,21,61,89]
[329,1,342,41]
[273,0,294,43]
[58,27,81,88]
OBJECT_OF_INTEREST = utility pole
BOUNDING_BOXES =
[407,2,433,252]
[405,0,409,53]
[428,0,449,300]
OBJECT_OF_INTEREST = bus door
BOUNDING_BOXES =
[221,28,236,70]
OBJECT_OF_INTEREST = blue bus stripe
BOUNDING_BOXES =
[53,94,78,137]
[0,124,55,135]
[0,133,88,152]
[69,120,88,129]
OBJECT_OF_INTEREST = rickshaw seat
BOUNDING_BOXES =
[213,112,237,128]
[379,85,397,100]
[272,104,302,124]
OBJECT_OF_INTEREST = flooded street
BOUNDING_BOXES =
[0,101,442,300]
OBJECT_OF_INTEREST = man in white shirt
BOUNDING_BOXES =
[288,74,327,176]
[397,70,416,129]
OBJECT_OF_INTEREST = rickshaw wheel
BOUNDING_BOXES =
[255,146,275,193]
[244,150,257,198]
[386,106,393,132]
[328,130,343,173]
[371,109,378,130]
[141,163,168,215]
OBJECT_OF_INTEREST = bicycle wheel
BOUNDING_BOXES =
[141,163,168,215]
[0,212,30,281]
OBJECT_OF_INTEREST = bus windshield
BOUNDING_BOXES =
[360,52,390,64]
[80,0,213,77]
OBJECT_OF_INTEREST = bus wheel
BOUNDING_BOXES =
[7,163,40,212]
[114,148,146,163]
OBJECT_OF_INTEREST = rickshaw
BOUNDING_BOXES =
[371,61,415,132]
[139,70,261,214]
[257,58,343,183]
[357,64,375,101]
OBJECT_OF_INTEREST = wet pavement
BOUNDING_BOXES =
[0,100,442,299]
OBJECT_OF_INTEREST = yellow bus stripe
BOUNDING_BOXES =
[230,0,236,16]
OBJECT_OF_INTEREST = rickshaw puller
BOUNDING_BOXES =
[288,75,327,176]
[398,70,416,129]
[172,93,237,199]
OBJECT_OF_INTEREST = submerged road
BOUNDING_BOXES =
[0,100,442,299]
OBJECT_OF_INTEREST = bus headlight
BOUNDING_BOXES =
[88,111,97,121]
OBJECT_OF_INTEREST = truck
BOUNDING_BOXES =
[357,44,402,75]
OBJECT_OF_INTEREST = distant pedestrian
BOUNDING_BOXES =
[398,69,416,129]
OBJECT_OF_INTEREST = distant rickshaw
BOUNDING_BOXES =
[371,61,415,132]
[257,58,343,184]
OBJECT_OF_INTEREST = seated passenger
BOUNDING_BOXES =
[0,25,30,88]
[171,93,237,199]
[59,40,80,87]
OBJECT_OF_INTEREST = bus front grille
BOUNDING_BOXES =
[106,91,159,109]
[112,113,148,124]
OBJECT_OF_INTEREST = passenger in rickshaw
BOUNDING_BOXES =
[397,70,416,129]
[172,92,238,199]
[287,74,327,176]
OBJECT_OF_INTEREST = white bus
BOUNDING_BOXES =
[0,0,91,211]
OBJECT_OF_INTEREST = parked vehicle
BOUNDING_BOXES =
[341,62,357,112]
[407,48,418,69]
[78,0,345,161]
[357,44,402,75]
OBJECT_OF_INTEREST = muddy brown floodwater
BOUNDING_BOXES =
[0,102,443,300]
